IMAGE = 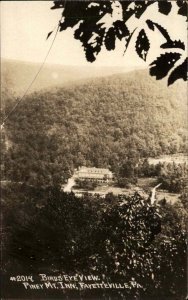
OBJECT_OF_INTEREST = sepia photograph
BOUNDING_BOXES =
[1,1,188,299]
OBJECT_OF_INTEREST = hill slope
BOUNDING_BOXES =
[1,59,130,97]
[2,70,187,186]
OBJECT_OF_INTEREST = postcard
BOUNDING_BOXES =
[1,1,187,299]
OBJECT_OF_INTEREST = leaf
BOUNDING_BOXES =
[60,1,113,62]
[74,21,105,62]
[150,52,181,80]
[59,2,86,31]
[135,29,150,61]
[176,1,188,19]
[168,58,187,86]
[121,2,135,22]
[60,19,78,31]
[135,1,154,18]
[85,33,104,63]
[121,1,154,22]
[105,27,116,51]
[158,1,172,15]
[146,20,171,42]
[46,31,53,40]
[178,4,187,18]
[51,0,65,10]
[113,20,129,40]
[161,40,185,50]
[177,0,183,6]
[146,19,155,31]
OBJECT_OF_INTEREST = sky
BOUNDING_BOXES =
[1,1,187,68]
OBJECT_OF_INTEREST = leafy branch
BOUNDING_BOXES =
[50,0,187,85]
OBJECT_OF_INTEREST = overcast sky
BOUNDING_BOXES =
[1,1,187,68]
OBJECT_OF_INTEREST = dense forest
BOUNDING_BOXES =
[1,69,187,187]
[1,184,187,299]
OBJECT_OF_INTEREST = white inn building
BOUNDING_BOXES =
[74,166,113,183]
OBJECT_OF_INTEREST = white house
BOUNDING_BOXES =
[74,166,113,183]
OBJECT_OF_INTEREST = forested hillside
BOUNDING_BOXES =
[2,70,187,187]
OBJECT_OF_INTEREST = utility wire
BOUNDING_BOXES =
[1,12,64,129]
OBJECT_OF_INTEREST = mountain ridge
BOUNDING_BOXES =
[1,58,142,97]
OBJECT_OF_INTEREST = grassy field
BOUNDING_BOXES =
[148,154,188,165]
[72,177,180,203]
